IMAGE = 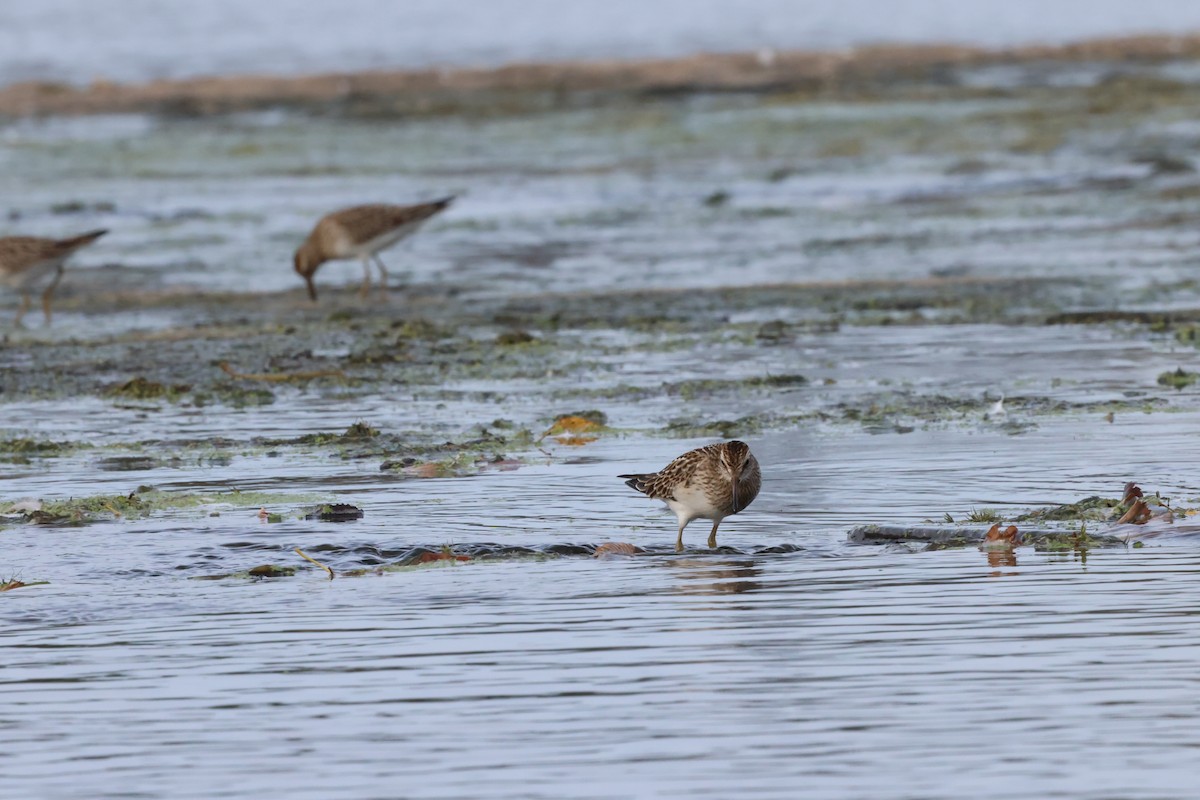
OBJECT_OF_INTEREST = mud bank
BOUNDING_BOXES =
[4,33,1200,118]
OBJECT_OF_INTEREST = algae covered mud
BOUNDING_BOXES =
[7,47,1200,798]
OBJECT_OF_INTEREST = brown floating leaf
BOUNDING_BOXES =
[594,542,643,558]
[0,580,28,592]
[1117,498,1152,525]
[982,523,1022,548]
[1121,482,1144,505]
[257,507,269,521]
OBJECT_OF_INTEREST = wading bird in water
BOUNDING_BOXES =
[620,440,761,552]
[293,198,454,302]
[0,229,107,327]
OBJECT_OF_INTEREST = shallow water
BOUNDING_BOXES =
[8,62,1200,797]
[7,531,1200,799]
[6,416,1200,797]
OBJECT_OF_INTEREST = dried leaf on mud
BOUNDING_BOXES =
[982,523,1023,547]
[1116,498,1152,524]
[1121,482,1144,505]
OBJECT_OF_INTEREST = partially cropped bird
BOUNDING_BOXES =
[0,229,107,326]
[619,440,762,552]
[293,198,454,301]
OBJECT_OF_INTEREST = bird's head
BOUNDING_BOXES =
[293,244,323,302]
[720,440,758,512]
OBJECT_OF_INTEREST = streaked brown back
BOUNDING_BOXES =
[0,229,107,277]
[320,199,453,245]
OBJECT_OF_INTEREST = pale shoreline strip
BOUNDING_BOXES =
[2,32,1199,119]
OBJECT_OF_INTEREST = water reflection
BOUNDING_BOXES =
[984,547,1019,575]
[665,558,764,595]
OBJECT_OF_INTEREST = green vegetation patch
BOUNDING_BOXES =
[0,437,90,462]
[0,488,331,526]
[107,376,192,401]
[1017,495,1124,522]
[1157,368,1198,390]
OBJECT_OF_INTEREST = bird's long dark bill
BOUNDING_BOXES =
[305,275,318,302]
[731,475,741,513]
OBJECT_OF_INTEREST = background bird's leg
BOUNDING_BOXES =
[675,523,685,553]
[359,257,372,299]
[707,520,721,549]
[41,265,65,325]
[372,254,390,299]
[14,292,32,327]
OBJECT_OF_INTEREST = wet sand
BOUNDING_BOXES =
[4,33,1200,118]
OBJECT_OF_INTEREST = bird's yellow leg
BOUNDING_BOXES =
[41,266,66,326]
[359,257,372,299]
[373,255,390,300]
[707,520,721,549]
[14,292,31,327]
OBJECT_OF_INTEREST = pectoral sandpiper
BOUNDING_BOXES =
[0,229,107,326]
[293,198,454,302]
[620,440,762,552]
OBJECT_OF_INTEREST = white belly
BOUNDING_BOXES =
[333,221,426,260]
[665,483,723,524]
[1,257,64,290]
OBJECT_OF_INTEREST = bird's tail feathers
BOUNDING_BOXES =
[61,229,108,249]
[618,473,655,495]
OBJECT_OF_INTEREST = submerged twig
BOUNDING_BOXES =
[295,547,335,580]
[219,361,345,383]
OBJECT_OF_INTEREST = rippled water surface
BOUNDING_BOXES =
[8,536,1200,799]
[7,53,1200,798]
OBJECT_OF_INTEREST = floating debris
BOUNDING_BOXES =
[295,547,335,580]
[849,524,1124,549]
[303,503,364,522]
[594,542,643,558]
[247,565,297,578]
[1116,499,1154,525]
[981,523,1023,549]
